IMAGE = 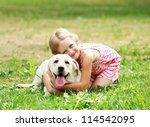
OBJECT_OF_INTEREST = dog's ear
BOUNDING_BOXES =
[72,60,80,76]
[48,62,51,71]
[47,60,54,77]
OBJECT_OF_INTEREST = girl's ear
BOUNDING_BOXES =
[73,33,80,44]
[75,39,80,44]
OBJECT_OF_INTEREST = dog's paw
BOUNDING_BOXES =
[31,86,39,92]
[44,92,50,96]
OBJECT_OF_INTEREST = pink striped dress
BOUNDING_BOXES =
[78,43,121,83]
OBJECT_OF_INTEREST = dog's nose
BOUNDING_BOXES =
[58,66,64,72]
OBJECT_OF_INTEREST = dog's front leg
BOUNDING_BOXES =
[43,70,64,95]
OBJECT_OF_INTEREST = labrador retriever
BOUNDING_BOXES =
[17,54,81,95]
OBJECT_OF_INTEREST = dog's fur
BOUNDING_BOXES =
[17,54,81,95]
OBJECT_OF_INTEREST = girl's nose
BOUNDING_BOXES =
[67,49,73,55]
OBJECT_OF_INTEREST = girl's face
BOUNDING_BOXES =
[57,38,80,60]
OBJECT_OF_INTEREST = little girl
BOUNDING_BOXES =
[43,28,121,93]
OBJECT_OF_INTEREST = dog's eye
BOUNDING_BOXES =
[65,61,70,64]
[54,60,59,63]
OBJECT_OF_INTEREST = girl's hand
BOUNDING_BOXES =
[43,70,64,94]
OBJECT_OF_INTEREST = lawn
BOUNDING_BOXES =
[0,0,150,110]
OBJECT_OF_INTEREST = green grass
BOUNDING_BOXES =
[0,51,149,110]
[0,0,150,110]
[0,0,150,19]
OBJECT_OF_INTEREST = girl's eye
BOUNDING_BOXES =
[69,44,73,48]
[63,44,74,54]
[63,50,68,54]
[54,60,59,63]
[65,61,70,64]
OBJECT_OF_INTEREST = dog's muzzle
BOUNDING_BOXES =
[58,66,65,76]
[53,66,70,87]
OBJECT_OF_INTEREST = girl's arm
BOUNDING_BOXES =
[63,52,93,91]
[43,70,63,94]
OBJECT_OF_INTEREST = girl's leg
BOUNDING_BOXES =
[91,64,120,88]
[91,58,121,89]
[91,77,112,88]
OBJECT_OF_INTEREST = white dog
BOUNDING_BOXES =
[17,54,81,95]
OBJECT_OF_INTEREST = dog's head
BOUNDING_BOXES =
[48,54,80,88]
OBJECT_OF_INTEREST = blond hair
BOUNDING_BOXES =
[49,28,79,54]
